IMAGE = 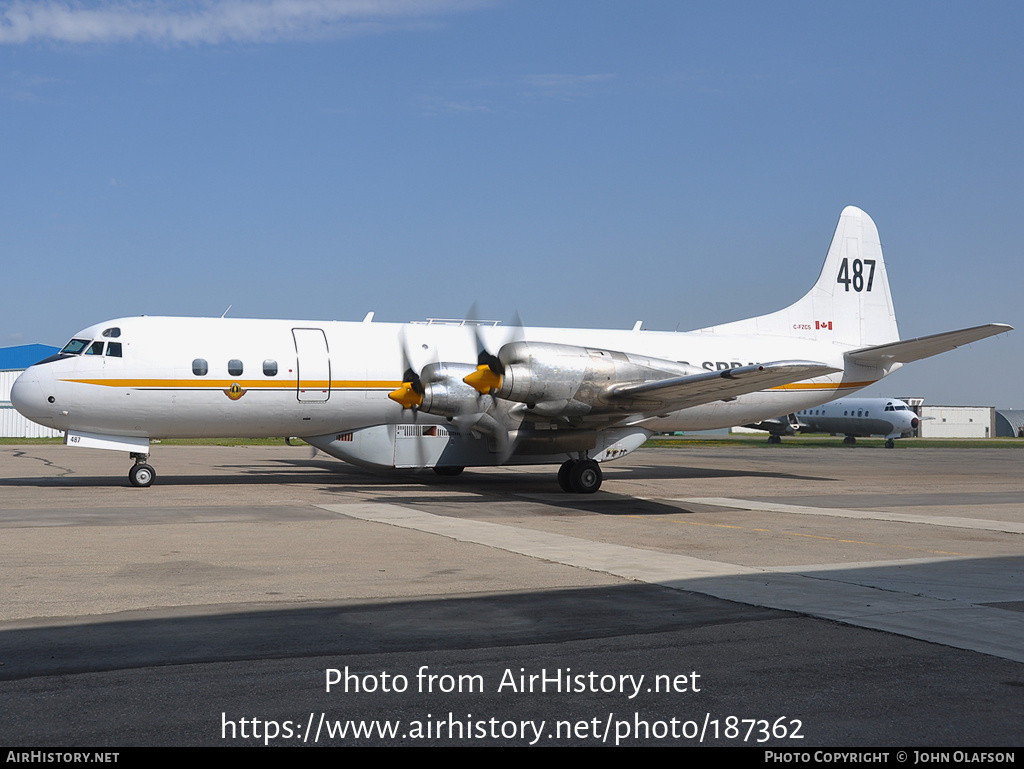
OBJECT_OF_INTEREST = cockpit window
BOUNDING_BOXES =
[102,327,121,338]
[193,359,208,376]
[85,341,105,356]
[106,342,122,357]
[60,339,91,355]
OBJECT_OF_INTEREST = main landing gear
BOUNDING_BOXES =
[767,434,783,444]
[129,452,156,487]
[557,457,603,494]
[433,465,465,477]
[885,439,895,449]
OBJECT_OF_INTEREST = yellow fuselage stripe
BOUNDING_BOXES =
[62,377,877,394]
[62,378,402,389]
[769,380,876,391]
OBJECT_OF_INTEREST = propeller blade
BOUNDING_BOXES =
[463,308,523,395]
[388,328,425,409]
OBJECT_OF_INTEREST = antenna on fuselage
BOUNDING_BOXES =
[221,305,232,318]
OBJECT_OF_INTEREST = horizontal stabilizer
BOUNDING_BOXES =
[847,324,1012,365]
[611,361,840,412]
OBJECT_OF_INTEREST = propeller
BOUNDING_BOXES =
[461,307,527,462]
[463,305,521,396]
[386,312,527,468]
[388,328,426,410]
[386,326,434,472]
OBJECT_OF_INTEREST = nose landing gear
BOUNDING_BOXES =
[129,453,156,487]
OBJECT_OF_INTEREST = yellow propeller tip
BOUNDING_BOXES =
[464,365,502,395]
[388,382,423,409]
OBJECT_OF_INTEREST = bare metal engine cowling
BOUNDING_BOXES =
[495,341,701,418]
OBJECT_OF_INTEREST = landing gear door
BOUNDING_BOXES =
[292,328,331,402]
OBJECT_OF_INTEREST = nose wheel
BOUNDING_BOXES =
[129,455,156,487]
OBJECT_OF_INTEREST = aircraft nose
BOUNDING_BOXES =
[10,366,57,426]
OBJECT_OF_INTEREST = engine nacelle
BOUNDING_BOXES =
[495,341,701,418]
[418,362,482,418]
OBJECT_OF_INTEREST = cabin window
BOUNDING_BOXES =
[102,327,121,338]
[193,359,208,376]
[106,342,122,357]
[85,341,105,356]
[61,339,90,355]
[228,359,244,376]
[263,360,278,376]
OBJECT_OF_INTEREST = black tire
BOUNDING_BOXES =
[569,459,602,494]
[557,460,576,492]
[768,434,782,444]
[129,463,156,488]
[433,466,464,477]
[885,439,895,449]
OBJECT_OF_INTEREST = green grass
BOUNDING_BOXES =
[155,437,294,446]
[0,437,65,445]
[0,436,293,446]
[3,435,1021,449]
[642,435,1024,449]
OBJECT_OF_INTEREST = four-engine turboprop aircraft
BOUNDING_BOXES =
[745,397,922,447]
[11,207,1010,492]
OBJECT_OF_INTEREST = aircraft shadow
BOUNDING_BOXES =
[0,458,834,493]
[2,557,1022,746]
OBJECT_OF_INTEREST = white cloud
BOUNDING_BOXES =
[0,0,486,45]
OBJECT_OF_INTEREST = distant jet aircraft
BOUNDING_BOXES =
[11,207,1010,490]
[744,397,921,448]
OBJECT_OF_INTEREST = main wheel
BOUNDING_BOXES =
[569,459,602,494]
[768,434,782,444]
[843,435,857,445]
[433,466,464,477]
[129,463,156,488]
[557,459,576,492]
[885,439,895,449]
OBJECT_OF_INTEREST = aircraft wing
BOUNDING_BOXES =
[847,323,1012,365]
[608,361,840,413]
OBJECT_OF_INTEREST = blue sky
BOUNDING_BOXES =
[1,1,1020,406]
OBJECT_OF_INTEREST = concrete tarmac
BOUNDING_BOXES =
[0,443,1022,747]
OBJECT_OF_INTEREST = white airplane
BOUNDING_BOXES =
[11,207,1010,492]
[745,397,921,448]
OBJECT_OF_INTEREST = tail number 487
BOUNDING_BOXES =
[837,258,875,292]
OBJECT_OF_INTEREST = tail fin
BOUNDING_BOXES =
[701,206,900,348]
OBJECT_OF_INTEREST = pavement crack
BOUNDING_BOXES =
[12,449,76,478]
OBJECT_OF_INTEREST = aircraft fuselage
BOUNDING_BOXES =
[11,315,876,441]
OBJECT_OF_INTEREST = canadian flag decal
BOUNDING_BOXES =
[815,321,833,330]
